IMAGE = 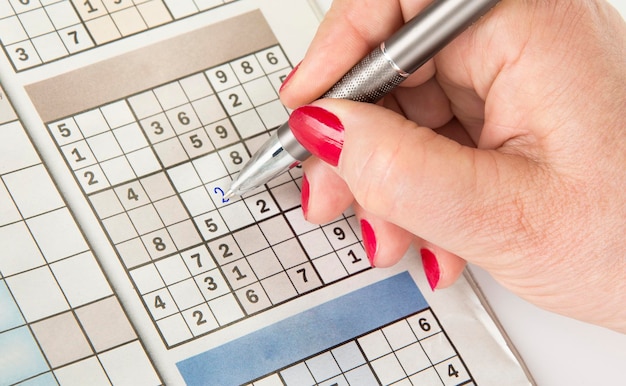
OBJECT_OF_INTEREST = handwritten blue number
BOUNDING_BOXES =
[214,187,229,203]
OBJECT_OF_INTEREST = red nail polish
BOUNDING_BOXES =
[289,105,344,166]
[420,248,440,291]
[301,174,310,219]
[360,219,377,267]
[279,62,300,93]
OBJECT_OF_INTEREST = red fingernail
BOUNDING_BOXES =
[420,248,440,291]
[279,62,300,93]
[301,173,310,219]
[289,105,344,166]
[360,219,377,267]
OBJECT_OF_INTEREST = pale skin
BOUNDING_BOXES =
[279,0,626,333]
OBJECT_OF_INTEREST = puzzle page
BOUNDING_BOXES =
[0,0,532,384]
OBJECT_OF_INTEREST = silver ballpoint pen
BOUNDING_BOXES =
[225,0,500,198]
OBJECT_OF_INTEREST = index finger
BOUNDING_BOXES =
[280,0,436,108]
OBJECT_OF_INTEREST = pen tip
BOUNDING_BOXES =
[223,189,236,200]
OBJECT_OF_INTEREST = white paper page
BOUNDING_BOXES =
[0,1,531,384]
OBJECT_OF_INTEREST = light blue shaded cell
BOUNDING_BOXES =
[16,372,58,386]
[0,279,25,332]
[0,326,50,385]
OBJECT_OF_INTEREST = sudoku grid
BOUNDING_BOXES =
[248,309,473,386]
[0,88,162,384]
[46,44,371,348]
[0,0,239,71]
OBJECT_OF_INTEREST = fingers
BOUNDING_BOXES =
[279,0,436,108]
[287,100,537,263]
[301,158,353,224]
[415,241,467,291]
[351,202,413,268]
[304,161,468,291]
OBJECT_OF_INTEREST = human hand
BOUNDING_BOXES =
[279,0,626,333]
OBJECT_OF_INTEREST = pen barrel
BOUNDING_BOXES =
[385,0,501,74]
[321,47,407,103]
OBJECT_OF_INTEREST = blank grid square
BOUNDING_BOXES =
[46,2,81,29]
[306,352,341,383]
[111,7,147,36]
[76,297,137,352]
[31,311,92,368]
[0,221,45,276]
[32,32,67,62]
[54,357,110,386]
[0,121,41,175]
[98,342,161,385]
[3,165,64,218]
[27,208,89,263]
[19,9,55,37]
[0,326,49,385]
[370,354,406,385]
[280,363,315,386]
[6,266,69,322]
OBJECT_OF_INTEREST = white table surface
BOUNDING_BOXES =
[313,1,626,384]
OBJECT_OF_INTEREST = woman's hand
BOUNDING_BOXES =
[280,0,626,333]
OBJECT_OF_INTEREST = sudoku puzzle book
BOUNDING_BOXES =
[0,1,532,384]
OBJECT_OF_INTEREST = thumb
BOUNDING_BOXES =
[288,99,539,262]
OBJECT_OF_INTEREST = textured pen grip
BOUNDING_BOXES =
[322,47,407,103]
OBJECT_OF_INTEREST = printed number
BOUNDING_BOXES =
[71,148,86,163]
[347,249,362,264]
[127,188,139,201]
[266,52,278,65]
[151,121,164,135]
[232,266,247,281]
[67,30,78,44]
[218,243,233,259]
[230,151,242,165]
[241,61,254,74]
[246,289,258,303]
[178,111,190,125]
[154,295,166,309]
[418,317,431,332]
[228,93,242,108]
[215,70,228,83]
[189,134,202,148]
[215,125,228,139]
[204,276,217,291]
[84,0,98,13]
[256,199,269,213]
[153,237,166,251]
[448,364,459,378]
[83,171,98,185]
[296,268,308,282]
[57,123,71,137]
[193,310,207,325]
[15,47,29,61]
[191,253,202,268]
[333,227,346,240]
[204,218,218,232]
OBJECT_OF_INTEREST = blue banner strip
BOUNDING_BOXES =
[177,272,426,385]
